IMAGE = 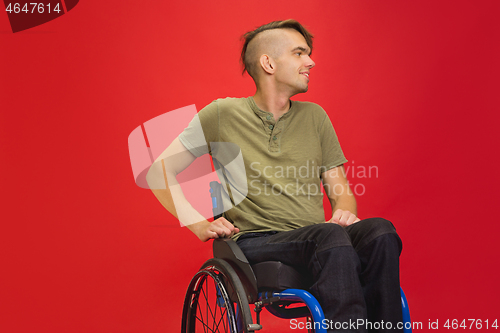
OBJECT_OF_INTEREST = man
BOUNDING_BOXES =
[147,20,403,332]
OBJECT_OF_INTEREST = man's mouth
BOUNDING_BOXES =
[301,72,310,79]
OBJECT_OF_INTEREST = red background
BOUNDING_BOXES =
[1,0,499,331]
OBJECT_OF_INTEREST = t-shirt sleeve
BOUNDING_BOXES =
[178,100,219,157]
[319,113,348,171]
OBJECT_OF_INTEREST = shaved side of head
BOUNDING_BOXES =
[244,29,291,80]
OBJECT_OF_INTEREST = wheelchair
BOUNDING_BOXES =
[181,182,412,333]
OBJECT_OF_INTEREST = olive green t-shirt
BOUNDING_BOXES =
[178,97,347,240]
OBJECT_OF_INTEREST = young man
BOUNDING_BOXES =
[147,20,403,332]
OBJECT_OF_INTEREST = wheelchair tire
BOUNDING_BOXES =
[182,258,253,333]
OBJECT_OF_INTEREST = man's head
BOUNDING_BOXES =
[241,20,315,94]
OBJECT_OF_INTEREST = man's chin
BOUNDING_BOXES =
[298,85,309,93]
[289,85,309,97]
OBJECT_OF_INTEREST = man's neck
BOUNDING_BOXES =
[253,89,292,120]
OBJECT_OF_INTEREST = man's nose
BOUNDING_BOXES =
[306,56,315,69]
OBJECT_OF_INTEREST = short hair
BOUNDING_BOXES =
[240,19,314,79]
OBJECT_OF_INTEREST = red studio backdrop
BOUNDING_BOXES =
[1,0,499,332]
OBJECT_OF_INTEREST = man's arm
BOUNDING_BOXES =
[146,137,239,242]
[321,165,361,227]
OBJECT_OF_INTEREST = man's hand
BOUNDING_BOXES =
[322,165,359,227]
[327,209,361,227]
[191,217,240,242]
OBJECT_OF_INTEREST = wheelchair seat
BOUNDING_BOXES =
[252,261,310,291]
[212,237,311,299]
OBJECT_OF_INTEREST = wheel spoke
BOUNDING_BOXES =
[200,278,217,329]
[194,280,206,332]
[195,295,208,333]
[212,278,227,332]
[214,306,228,333]
[211,279,217,332]
[205,278,209,331]
[217,298,226,332]
[195,314,215,333]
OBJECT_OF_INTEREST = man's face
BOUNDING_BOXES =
[273,29,316,96]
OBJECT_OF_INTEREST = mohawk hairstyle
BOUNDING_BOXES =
[240,19,314,78]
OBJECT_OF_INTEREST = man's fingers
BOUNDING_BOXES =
[214,225,231,238]
[220,217,237,231]
[338,210,350,226]
[212,217,238,238]
[222,218,240,234]
[332,209,361,227]
[332,209,344,223]
[346,214,358,226]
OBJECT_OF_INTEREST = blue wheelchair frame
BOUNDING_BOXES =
[226,290,410,333]
[210,181,412,332]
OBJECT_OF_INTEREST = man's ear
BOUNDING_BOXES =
[259,54,275,75]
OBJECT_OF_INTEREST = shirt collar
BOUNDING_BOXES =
[247,96,294,120]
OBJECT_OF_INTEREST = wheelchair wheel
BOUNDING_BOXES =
[182,258,253,333]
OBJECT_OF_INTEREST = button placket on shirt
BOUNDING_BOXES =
[252,100,291,152]
[264,113,285,152]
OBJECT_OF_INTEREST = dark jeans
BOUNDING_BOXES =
[236,218,403,333]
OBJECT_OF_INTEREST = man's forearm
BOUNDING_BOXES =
[147,159,208,229]
[329,193,357,217]
[145,137,239,242]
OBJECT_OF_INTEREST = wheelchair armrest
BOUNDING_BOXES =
[213,238,259,303]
